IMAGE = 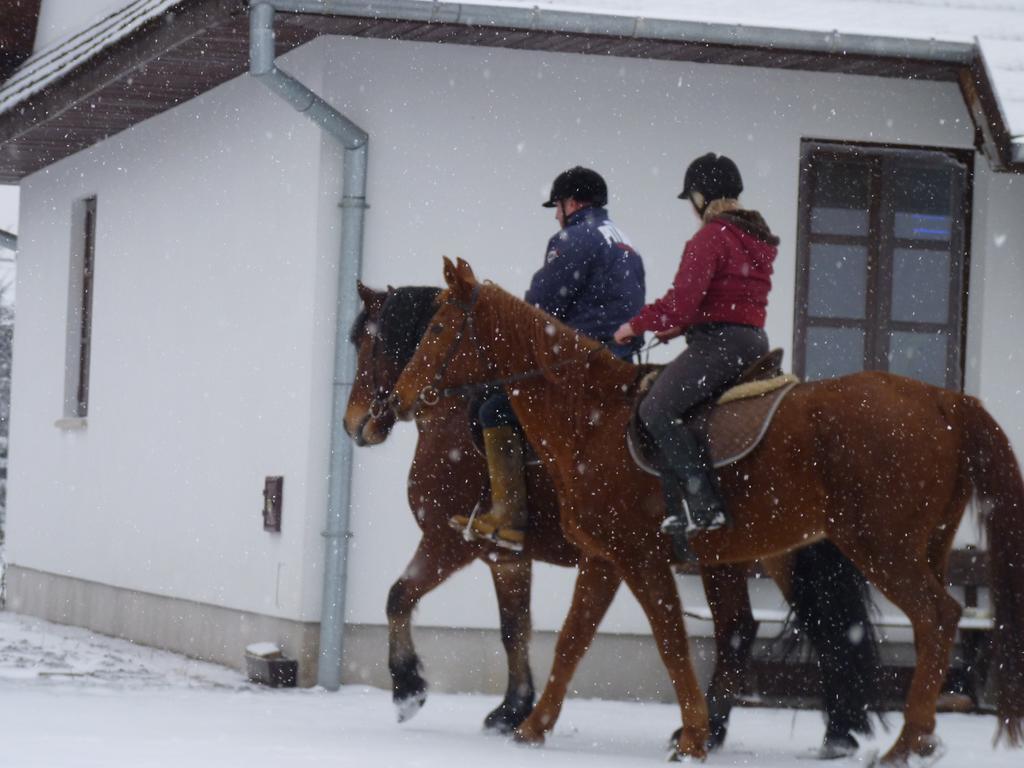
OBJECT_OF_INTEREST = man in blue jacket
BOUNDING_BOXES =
[451,167,646,550]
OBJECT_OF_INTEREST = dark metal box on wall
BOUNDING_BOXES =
[244,642,297,688]
[263,475,283,532]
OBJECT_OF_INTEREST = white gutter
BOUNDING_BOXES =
[269,0,976,65]
[249,0,368,691]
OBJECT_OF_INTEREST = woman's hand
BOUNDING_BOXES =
[655,327,683,342]
[613,322,636,345]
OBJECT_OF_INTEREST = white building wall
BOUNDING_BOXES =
[966,164,1024,449]
[34,0,137,52]
[8,33,1024,645]
[6,40,338,622]
[0,184,17,297]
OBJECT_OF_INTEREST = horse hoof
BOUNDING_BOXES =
[906,735,946,768]
[511,728,545,747]
[666,750,706,763]
[667,725,724,754]
[395,690,427,723]
[874,734,946,768]
[483,698,534,735]
[667,727,683,751]
[817,733,859,760]
[483,715,516,736]
[707,719,728,752]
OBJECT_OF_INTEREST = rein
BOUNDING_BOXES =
[409,283,594,410]
[416,283,485,406]
[434,354,593,401]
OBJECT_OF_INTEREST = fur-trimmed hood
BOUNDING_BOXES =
[714,209,780,246]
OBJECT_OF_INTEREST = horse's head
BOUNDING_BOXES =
[344,281,441,445]
[390,257,492,422]
[344,282,393,445]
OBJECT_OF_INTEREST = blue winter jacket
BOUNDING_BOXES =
[525,207,646,359]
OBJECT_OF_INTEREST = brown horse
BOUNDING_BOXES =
[345,282,883,753]
[389,258,1024,765]
[345,282,575,732]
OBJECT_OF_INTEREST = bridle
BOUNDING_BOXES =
[413,282,486,407]
[398,281,596,413]
[357,287,481,425]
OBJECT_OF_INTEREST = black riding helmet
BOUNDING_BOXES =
[542,166,608,208]
[679,153,743,204]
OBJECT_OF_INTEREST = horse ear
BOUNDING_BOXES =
[443,257,476,302]
[443,256,458,287]
[356,280,385,312]
[356,280,376,305]
[454,258,477,285]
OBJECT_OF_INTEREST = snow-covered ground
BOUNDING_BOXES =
[0,610,1018,767]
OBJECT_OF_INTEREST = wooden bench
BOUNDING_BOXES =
[674,548,994,710]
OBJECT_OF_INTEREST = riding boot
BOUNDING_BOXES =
[449,425,528,551]
[651,421,728,557]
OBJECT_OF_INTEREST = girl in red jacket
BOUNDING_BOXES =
[614,154,779,557]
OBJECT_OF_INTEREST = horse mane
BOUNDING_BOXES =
[381,287,443,364]
[349,286,442,367]
[472,281,635,391]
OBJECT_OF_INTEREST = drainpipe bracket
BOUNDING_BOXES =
[321,530,355,540]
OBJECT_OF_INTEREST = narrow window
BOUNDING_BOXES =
[794,142,971,390]
[65,197,97,418]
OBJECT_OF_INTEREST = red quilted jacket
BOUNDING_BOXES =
[630,210,778,334]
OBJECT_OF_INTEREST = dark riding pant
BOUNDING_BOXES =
[640,323,769,546]
[638,323,769,437]
[479,390,519,430]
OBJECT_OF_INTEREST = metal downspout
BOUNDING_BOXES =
[0,229,15,251]
[249,1,368,690]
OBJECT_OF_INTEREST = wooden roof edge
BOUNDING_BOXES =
[0,2,1021,179]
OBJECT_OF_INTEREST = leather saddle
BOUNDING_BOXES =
[627,349,799,474]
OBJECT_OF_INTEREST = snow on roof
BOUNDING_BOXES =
[979,37,1024,142]
[0,0,186,116]
[0,0,1021,146]
[470,0,1024,145]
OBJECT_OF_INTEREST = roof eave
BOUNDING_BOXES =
[0,0,1020,180]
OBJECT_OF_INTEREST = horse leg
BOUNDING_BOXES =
[387,537,476,722]
[514,556,621,744]
[770,544,884,758]
[838,545,961,766]
[620,560,710,760]
[699,562,758,751]
[482,557,535,734]
[927,496,972,709]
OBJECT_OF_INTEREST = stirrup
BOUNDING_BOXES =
[694,507,728,531]
[660,514,697,539]
[449,502,485,543]
[489,526,525,553]
[682,475,728,531]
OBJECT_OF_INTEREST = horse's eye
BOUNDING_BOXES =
[430,323,444,335]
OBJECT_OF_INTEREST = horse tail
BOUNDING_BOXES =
[960,394,1024,745]
[790,540,885,737]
